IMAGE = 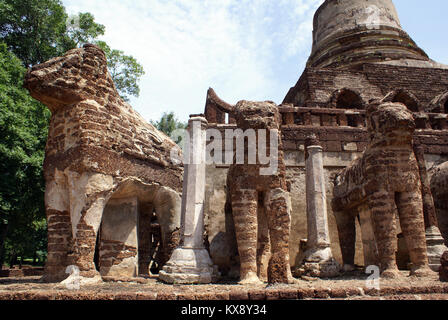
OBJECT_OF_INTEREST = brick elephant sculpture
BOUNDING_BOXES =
[208,89,293,284]
[332,102,433,278]
[24,44,183,282]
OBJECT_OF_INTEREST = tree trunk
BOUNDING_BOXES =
[9,252,16,269]
[0,223,8,270]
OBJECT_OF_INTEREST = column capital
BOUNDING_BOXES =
[305,134,322,160]
[188,115,208,129]
[305,134,320,148]
[306,145,323,152]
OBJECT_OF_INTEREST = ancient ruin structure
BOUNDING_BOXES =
[440,251,448,282]
[24,44,183,282]
[159,116,219,284]
[414,144,448,272]
[213,99,293,284]
[332,102,433,278]
[431,162,448,245]
[297,135,340,278]
[19,0,448,286]
[202,0,448,277]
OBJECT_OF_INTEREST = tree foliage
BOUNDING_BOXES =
[0,0,144,100]
[0,0,69,66]
[66,12,105,47]
[151,112,187,142]
[0,42,49,266]
[0,0,146,268]
[96,41,145,101]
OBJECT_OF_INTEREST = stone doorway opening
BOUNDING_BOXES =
[91,182,181,279]
[392,91,419,112]
[138,204,165,276]
[96,197,140,278]
[336,89,363,109]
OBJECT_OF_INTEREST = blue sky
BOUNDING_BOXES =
[61,0,448,123]
[394,0,448,66]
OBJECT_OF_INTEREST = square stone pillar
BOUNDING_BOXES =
[299,135,340,277]
[159,116,219,284]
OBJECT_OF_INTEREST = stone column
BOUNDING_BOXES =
[414,143,448,272]
[299,135,340,277]
[159,116,219,284]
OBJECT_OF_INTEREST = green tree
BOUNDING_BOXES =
[0,0,146,268]
[0,0,144,101]
[66,12,105,47]
[0,0,68,66]
[95,41,145,101]
[151,112,187,144]
[0,42,49,268]
[0,0,106,67]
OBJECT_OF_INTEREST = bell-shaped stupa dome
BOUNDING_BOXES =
[308,0,430,68]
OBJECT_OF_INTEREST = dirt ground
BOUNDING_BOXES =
[0,270,447,300]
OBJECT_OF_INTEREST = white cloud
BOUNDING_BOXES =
[62,0,323,122]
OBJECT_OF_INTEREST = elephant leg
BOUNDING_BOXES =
[333,209,356,271]
[368,191,400,278]
[231,188,261,284]
[153,187,182,267]
[358,203,380,268]
[265,188,292,284]
[66,172,115,279]
[224,188,240,279]
[396,190,433,277]
[42,172,72,282]
[256,200,271,282]
[70,196,108,278]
